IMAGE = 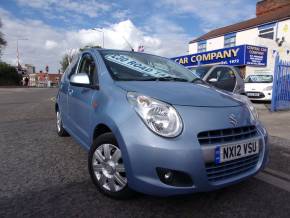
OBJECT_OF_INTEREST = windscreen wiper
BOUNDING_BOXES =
[190,78,205,84]
[157,76,189,82]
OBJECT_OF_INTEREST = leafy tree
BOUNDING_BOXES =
[60,53,73,73]
[0,62,22,86]
[0,19,7,58]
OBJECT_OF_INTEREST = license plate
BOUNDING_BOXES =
[215,140,259,164]
[247,92,260,97]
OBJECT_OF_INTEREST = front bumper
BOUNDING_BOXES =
[116,105,269,196]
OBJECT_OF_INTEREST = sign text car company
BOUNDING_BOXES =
[172,45,268,68]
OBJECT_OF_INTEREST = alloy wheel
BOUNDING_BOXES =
[92,144,127,192]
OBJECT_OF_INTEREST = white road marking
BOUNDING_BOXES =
[50,97,56,102]
[263,168,290,181]
[255,171,290,193]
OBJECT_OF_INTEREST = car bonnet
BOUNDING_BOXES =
[115,81,242,107]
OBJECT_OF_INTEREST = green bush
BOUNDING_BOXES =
[0,62,22,86]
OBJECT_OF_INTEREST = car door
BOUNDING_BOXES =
[67,52,98,146]
[206,67,237,92]
[58,55,79,126]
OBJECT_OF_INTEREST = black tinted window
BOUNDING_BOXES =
[68,55,79,79]
[208,67,236,81]
[77,54,96,84]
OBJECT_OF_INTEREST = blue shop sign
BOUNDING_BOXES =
[172,45,267,67]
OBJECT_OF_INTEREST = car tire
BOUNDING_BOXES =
[88,132,135,199]
[56,110,69,137]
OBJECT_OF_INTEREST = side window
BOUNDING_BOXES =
[68,55,80,79]
[207,67,235,82]
[208,67,236,91]
[77,54,96,84]
[218,68,236,81]
[207,69,218,81]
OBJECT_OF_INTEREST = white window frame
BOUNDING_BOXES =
[197,41,206,53]
[224,33,236,48]
[258,23,275,40]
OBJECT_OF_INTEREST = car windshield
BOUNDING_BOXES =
[190,66,211,79]
[99,50,200,83]
[245,75,273,83]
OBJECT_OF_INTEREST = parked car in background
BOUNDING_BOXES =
[244,74,273,101]
[56,49,268,199]
[190,65,245,94]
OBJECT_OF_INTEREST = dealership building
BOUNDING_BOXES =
[173,0,290,78]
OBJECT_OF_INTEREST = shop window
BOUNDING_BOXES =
[197,41,206,53]
[224,33,236,48]
[258,23,275,40]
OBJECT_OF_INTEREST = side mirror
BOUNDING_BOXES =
[70,73,90,87]
[208,78,218,83]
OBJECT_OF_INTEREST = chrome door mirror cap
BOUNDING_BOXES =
[208,78,218,83]
[70,73,90,85]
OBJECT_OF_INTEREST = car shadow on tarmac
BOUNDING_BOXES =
[1,176,290,218]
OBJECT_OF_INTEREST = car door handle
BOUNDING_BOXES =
[68,89,73,95]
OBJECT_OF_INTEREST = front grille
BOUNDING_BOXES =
[197,126,258,145]
[206,154,259,182]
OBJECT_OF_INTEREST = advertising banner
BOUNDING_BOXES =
[172,45,268,68]
[245,45,268,66]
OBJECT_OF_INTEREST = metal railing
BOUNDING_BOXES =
[271,55,290,111]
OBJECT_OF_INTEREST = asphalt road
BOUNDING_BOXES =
[0,88,290,218]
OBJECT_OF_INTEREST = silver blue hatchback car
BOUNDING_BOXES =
[56,48,269,199]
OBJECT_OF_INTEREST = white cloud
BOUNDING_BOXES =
[45,40,58,50]
[0,8,190,72]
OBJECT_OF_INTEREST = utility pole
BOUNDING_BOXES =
[91,28,135,51]
[16,38,28,68]
[92,28,104,48]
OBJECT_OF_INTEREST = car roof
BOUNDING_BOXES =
[87,48,151,56]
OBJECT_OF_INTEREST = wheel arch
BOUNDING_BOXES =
[55,103,59,113]
[90,120,133,184]
[93,123,113,140]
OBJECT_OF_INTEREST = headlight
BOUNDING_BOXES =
[233,94,259,121]
[263,86,272,91]
[246,98,259,121]
[127,92,183,137]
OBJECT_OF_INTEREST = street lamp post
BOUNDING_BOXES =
[92,28,104,48]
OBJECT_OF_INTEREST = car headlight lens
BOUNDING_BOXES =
[263,86,272,91]
[127,92,183,137]
[233,94,259,121]
[246,98,259,121]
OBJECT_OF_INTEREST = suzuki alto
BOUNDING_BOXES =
[56,48,268,199]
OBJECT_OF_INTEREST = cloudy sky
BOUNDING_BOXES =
[0,0,256,72]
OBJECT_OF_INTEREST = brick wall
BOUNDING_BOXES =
[256,0,290,16]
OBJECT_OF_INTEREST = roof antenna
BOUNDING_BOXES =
[120,34,134,51]
[93,27,135,51]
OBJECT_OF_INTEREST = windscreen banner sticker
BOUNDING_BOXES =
[105,54,171,78]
